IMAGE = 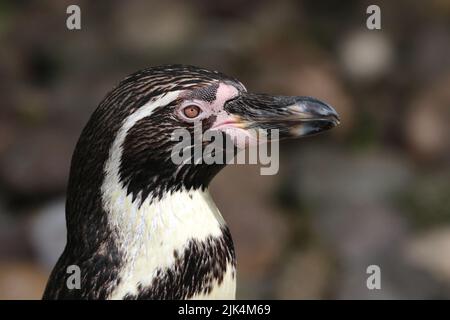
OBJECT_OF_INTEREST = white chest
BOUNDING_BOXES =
[102,188,236,299]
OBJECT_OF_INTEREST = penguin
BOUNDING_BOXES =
[42,65,339,299]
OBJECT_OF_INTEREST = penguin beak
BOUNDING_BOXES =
[214,93,340,146]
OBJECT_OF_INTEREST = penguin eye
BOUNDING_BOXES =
[182,105,202,119]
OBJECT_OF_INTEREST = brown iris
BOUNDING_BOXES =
[183,105,201,118]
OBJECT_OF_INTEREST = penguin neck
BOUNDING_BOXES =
[103,186,228,255]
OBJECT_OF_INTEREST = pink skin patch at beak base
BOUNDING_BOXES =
[207,82,258,149]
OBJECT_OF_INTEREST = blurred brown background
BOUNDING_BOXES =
[0,0,450,299]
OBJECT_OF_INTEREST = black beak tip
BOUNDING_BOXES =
[328,112,341,127]
[319,108,340,132]
[288,97,341,137]
[300,97,340,125]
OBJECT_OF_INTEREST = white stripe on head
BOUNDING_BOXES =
[101,91,181,221]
